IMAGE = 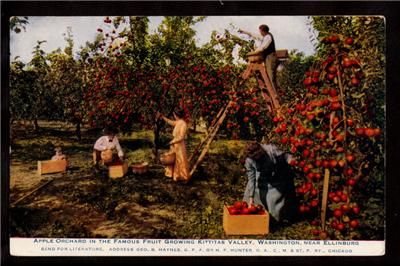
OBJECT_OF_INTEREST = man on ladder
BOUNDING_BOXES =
[239,24,278,91]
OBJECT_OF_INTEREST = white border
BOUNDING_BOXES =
[10,238,385,256]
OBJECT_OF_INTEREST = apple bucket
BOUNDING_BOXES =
[131,162,149,174]
[101,149,113,164]
[160,151,175,165]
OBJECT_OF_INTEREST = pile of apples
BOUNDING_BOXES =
[227,201,266,215]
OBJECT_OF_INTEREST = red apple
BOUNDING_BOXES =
[374,128,382,136]
[340,194,348,202]
[336,134,345,142]
[336,223,345,231]
[327,73,336,80]
[241,207,250,215]
[365,128,375,137]
[311,220,319,226]
[307,114,315,121]
[256,204,264,212]
[328,66,337,74]
[345,37,354,45]
[347,178,357,186]
[355,128,365,136]
[346,119,354,127]
[350,219,359,228]
[329,35,339,43]
[299,205,307,213]
[303,77,313,86]
[333,209,343,218]
[311,188,318,196]
[330,159,338,168]
[330,101,342,111]
[319,231,328,240]
[333,196,341,203]
[342,57,352,68]
[310,199,319,207]
[336,147,344,153]
[346,154,355,163]
[228,206,240,215]
[248,205,258,214]
[311,229,320,236]
[352,206,360,214]
[329,89,338,97]
[329,192,336,199]
[351,77,360,86]
[341,204,351,212]
[233,201,242,210]
[314,173,322,180]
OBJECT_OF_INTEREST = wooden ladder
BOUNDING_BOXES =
[242,61,281,113]
[188,59,281,177]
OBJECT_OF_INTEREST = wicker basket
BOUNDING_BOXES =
[160,152,176,165]
[101,149,113,164]
[132,162,149,174]
[247,52,263,63]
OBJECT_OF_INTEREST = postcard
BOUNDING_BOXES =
[7,13,385,257]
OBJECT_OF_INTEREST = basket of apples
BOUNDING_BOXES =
[223,201,269,236]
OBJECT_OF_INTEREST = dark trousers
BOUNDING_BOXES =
[93,149,101,165]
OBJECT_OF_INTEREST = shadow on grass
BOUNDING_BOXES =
[122,139,154,151]
[12,142,92,162]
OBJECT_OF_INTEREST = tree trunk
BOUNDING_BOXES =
[33,118,39,132]
[76,122,81,141]
[153,123,161,161]
[192,119,197,132]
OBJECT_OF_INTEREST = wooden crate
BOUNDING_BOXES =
[108,160,129,179]
[276,49,289,59]
[37,160,67,175]
[223,205,269,236]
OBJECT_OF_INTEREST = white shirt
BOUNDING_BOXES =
[94,136,124,157]
[255,34,272,53]
[241,30,272,53]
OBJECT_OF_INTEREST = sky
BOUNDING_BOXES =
[10,16,317,63]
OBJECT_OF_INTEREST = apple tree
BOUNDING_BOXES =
[270,16,385,240]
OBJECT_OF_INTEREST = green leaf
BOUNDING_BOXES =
[351,92,365,99]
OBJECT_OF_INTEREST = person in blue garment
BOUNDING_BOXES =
[242,141,297,227]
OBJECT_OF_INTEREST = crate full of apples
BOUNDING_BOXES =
[223,201,269,236]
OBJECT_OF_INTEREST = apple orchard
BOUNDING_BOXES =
[10,16,384,240]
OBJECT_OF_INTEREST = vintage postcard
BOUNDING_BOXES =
[7,13,385,257]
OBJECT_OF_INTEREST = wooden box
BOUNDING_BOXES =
[108,160,129,179]
[223,205,269,236]
[276,49,289,59]
[37,160,67,175]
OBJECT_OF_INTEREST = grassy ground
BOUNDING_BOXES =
[10,121,321,239]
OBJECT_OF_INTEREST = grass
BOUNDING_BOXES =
[9,120,383,240]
